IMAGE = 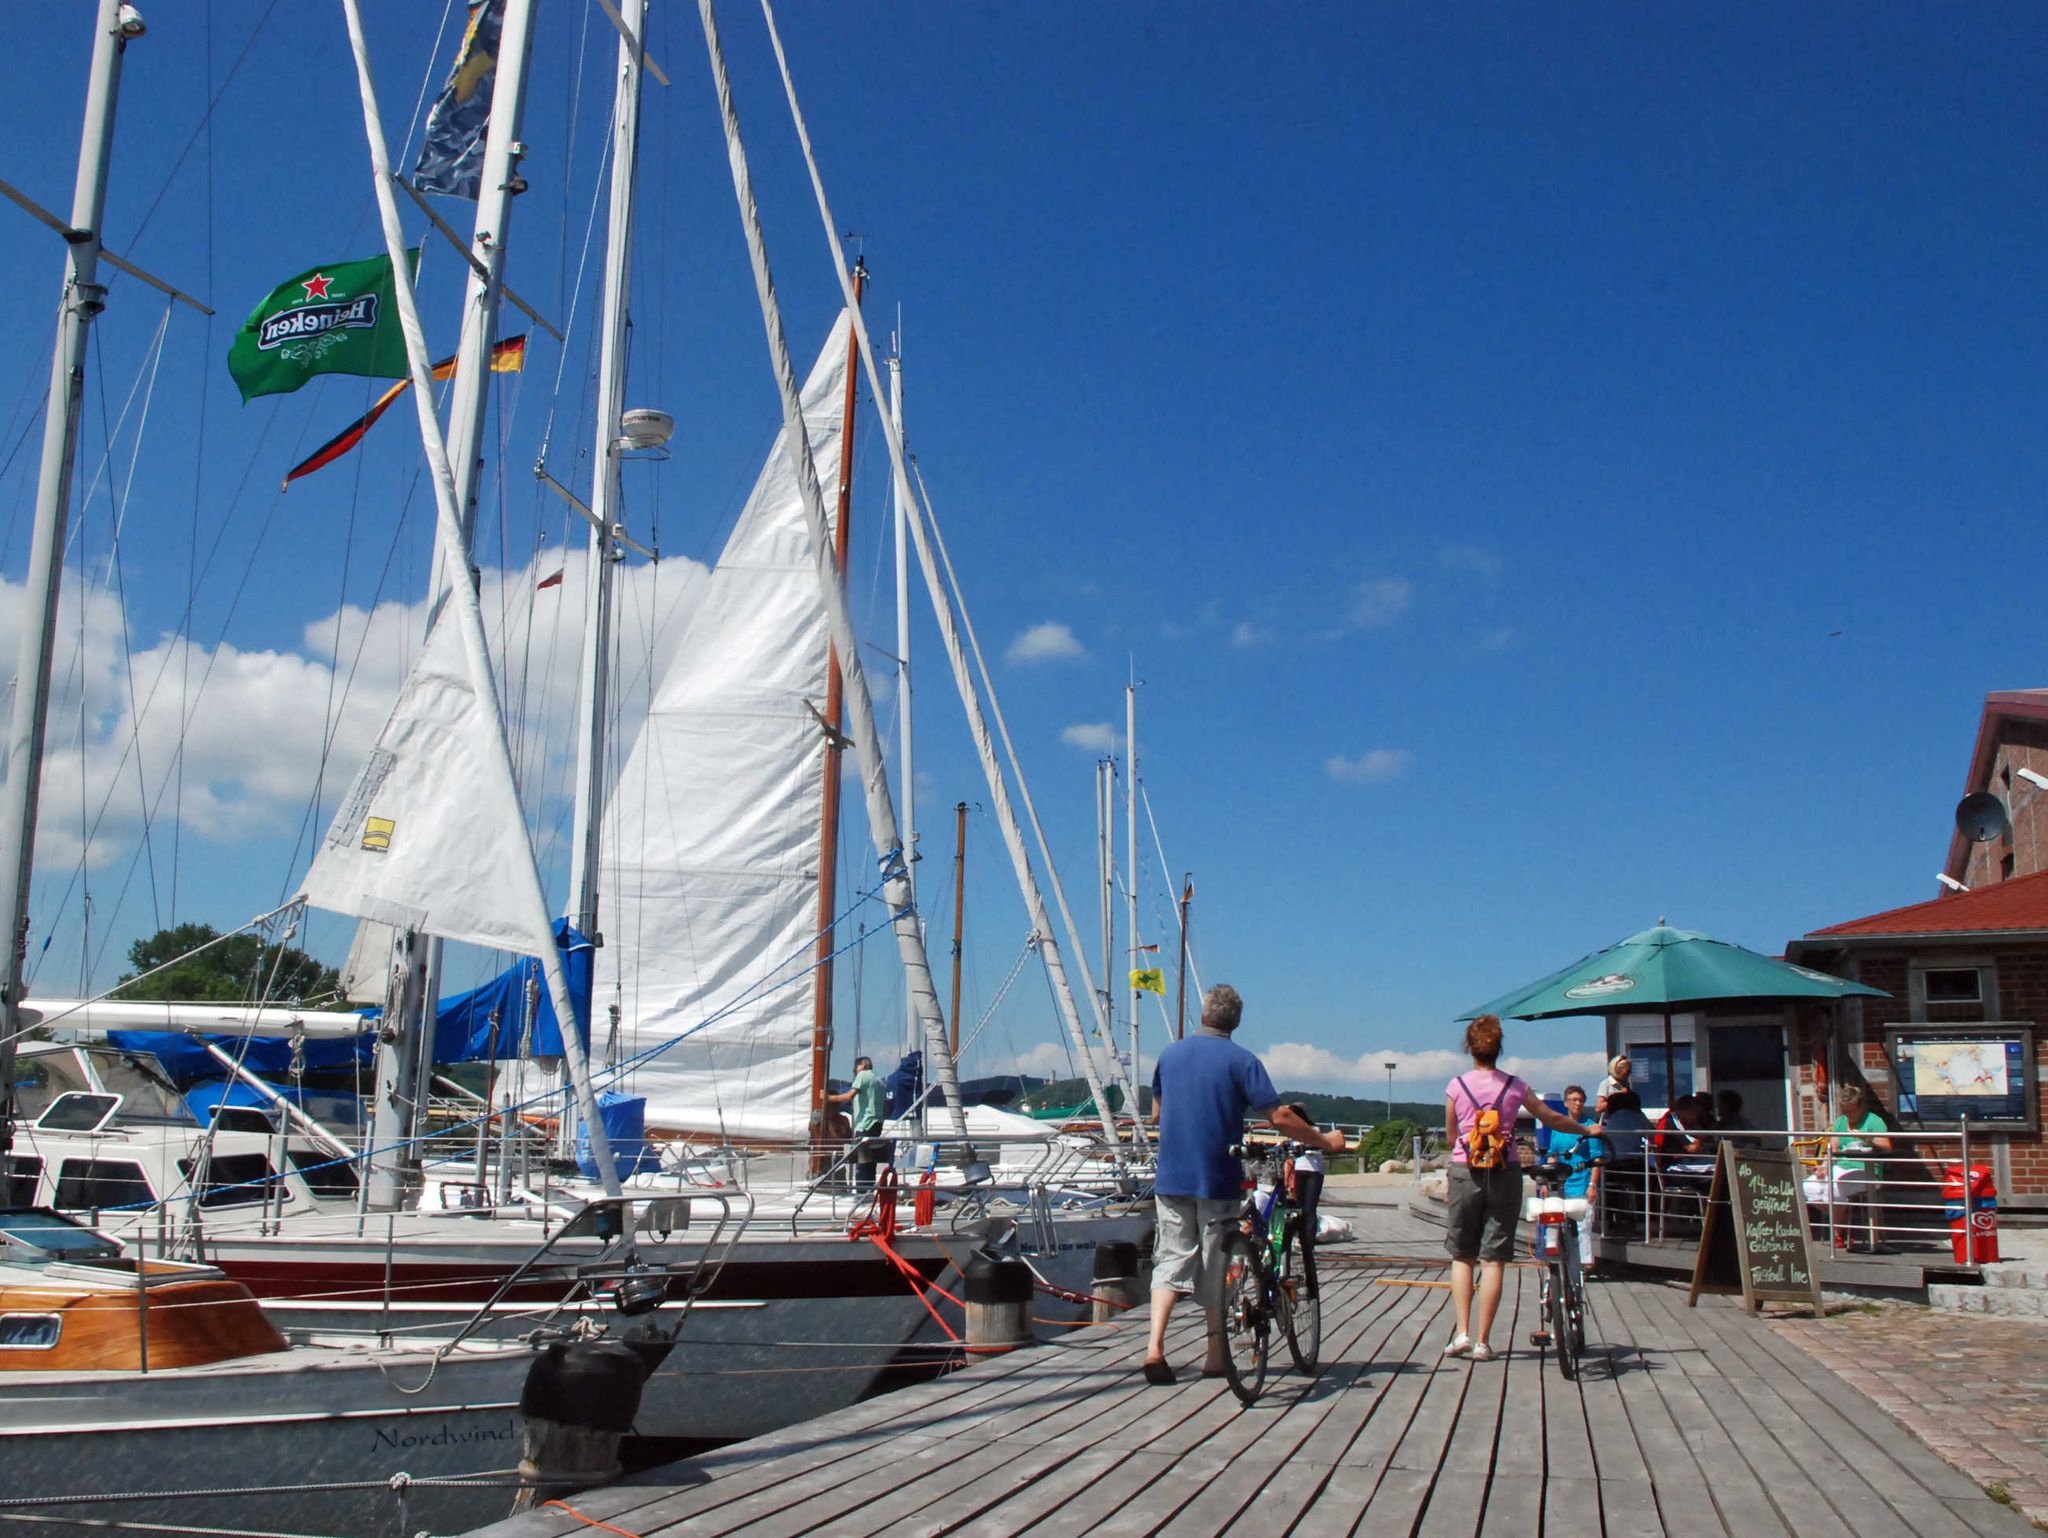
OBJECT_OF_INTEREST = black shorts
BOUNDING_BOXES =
[1446,1162,1522,1263]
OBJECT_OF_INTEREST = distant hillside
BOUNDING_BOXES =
[1278,1092,1443,1127]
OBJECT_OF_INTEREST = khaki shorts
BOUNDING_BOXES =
[1151,1194,1240,1296]
[1446,1162,1523,1263]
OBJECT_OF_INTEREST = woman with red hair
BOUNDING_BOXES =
[1444,1014,1595,1362]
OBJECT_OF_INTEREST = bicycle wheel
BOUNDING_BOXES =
[1279,1220,1321,1374]
[1208,1227,1269,1405]
[1562,1234,1588,1357]
[1549,1262,1579,1381]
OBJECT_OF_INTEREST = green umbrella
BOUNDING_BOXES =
[1461,924,1889,1103]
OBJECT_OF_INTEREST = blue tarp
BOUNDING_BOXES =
[431,921,594,1064]
[107,1021,375,1083]
[184,1078,366,1132]
[576,1090,657,1182]
[886,1050,924,1119]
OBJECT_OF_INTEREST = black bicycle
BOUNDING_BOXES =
[1526,1157,1589,1380]
[1206,1140,1320,1406]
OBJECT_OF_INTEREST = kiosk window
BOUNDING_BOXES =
[53,1159,155,1210]
[1923,968,1983,1006]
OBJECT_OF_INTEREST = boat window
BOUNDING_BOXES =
[0,1207,123,1258]
[35,1092,122,1133]
[209,1105,280,1136]
[0,1315,61,1349]
[285,1146,360,1199]
[88,1052,196,1124]
[9,1051,90,1122]
[53,1158,156,1211]
[2,1155,43,1206]
[176,1153,288,1209]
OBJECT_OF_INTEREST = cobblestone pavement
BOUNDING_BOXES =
[1775,1303,2048,1529]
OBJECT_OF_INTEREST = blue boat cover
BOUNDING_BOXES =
[576,1090,658,1181]
[886,1051,924,1119]
[108,1021,375,1082]
[430,921,594,1064]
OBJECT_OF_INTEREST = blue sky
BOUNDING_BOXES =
[2,3,2043,1094]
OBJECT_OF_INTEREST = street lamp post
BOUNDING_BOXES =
[1384,1061,1396,1125]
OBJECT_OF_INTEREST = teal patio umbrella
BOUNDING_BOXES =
[1461,924,1889,1102]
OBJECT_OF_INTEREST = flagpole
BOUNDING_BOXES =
[0,0,140,1153]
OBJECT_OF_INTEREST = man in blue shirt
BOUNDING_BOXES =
[1142,984,1344,1384]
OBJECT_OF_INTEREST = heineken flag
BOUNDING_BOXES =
[412,0,504,198]
[227,251,417,402]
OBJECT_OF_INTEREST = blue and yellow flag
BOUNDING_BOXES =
[412,0,504,198]
[1129,967,1165,995]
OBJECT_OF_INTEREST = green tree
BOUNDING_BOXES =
[114,923,341,1004]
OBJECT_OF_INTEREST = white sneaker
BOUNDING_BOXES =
[1443,1333,1472,1358]
[1469,1343,1497,1363]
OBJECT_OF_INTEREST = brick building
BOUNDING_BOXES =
[1779,689,2048,1212]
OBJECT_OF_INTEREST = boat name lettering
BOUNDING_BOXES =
[372,1419,518,1452]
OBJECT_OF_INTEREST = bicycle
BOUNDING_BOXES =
[1525,1156,1591,1380]
[1205,1140,1320,1406]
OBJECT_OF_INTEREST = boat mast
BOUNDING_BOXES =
[1097,758,1114,1060]
[1125,674,1139,1087]
[806,259,866,1148]
[889,335,916,1060]
[365,0,542,1211]
[564,0,650,944]
[0,0,143,1154]
[948,801,966,1060]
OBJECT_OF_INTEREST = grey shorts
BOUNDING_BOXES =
[1151,1194,1239,1296]
[1446,1162,1522,1263]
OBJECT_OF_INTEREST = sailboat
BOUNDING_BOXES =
[9,0,1157,1456]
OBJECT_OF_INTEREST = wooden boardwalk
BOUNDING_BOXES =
[468,1203,2033,1538]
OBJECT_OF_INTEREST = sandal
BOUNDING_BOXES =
[1141,1359,1177,1385]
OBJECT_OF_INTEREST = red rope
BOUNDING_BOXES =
[543,1500,643,1538]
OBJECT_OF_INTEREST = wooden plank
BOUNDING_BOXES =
[1539,1278,1602,1537]
[1014,1448,1182,1538]
[1277,1461,1379,1538]
[938,1445,1126,1538]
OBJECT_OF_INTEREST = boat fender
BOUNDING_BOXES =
[963,1249,1034,1354]
[512,1339,649,1511]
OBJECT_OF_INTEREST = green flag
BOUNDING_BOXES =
[227,250,418,402]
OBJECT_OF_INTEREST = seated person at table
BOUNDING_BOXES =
[1595,1090,1653,1236]
[1801,1084,1893,1251]
[1653,1093,1717,1220]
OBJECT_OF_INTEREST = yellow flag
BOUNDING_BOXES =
[1129,967,1165,995]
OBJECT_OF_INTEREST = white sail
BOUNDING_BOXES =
[297,600,547,957]
[594,312,851,1143]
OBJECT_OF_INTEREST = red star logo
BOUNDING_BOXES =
[301,272,333,301]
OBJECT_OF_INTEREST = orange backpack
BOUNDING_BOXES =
[1456,1075,1514,1170]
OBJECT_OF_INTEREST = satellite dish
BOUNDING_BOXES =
[1955,792,2011,844]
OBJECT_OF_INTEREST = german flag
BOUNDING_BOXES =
[282,334,526,490]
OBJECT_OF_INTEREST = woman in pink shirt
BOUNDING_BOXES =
[1443,1015,1595,1362]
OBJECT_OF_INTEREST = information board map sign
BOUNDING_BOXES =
[1889,1026,2038,1132]
[1688,1142,1825,1314]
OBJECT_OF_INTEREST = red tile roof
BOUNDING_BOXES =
[1809,866,2048,938]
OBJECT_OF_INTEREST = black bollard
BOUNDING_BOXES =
[511,1339,648,1512]
[1089,1240,1143,1323]
[963,1249,1034,1354]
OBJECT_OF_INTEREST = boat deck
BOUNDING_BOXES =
[464,1202,2031,1538]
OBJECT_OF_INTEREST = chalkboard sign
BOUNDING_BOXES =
[1687,1142,1824,1314]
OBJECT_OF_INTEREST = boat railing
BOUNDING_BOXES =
[438,1189,753,1354]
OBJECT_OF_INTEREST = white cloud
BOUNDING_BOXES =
[1349,577,1412,630]
[3,549,707,881]
[1261,1042,1609,1095]
[1325,748,1413,784]
[1229,621,1268,649]
[1060,721,1121,752]
[1005,621,1086,665]
[1439,545,1503,586]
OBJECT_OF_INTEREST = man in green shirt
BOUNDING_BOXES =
[826,1056,890,1191]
